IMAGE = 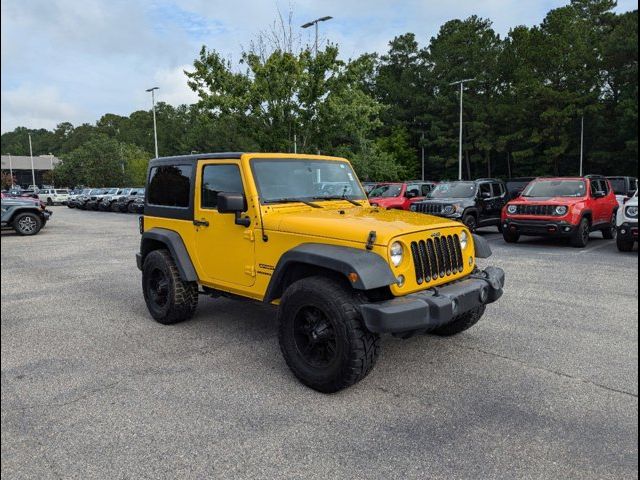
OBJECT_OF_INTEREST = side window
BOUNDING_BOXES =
[147,165,193,207]
[631,178,638,192]
[601,180,609,195]
[491,183,504,197]
[201,164,244,209]
[479,183,492,198]
[406,185,420,196]
[421,184,432,196]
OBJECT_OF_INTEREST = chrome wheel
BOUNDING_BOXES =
[17,215,38,234]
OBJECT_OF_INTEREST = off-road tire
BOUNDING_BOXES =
[502,229,519,243]
[571,217,590,248]
[67,202,76,209]
[278,276,380,393]
[142,249,198,325]
[12,212,43,236]
[617,236,635,252]
[127,202,136,213]
[431,305,486,336]
[462,213,478,232]
[602,213,617,240]
[46,198,53,206]
[111,202,121,212]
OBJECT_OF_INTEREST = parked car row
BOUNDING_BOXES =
[365,175,637,251]
[67,187,145,213]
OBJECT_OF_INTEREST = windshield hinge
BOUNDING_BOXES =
[366,231,377,250]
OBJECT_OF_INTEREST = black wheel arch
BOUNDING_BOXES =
[264,243,397,303]
[139,228,198,282]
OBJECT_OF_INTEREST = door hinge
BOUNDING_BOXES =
[243,230,255,242]
[244,265,256,277]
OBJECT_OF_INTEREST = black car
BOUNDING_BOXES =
[114,188,145,212]
[410,178,508,231]
[606,176,638,201]
[506,177,537,200]
[128,194,145,213]
[98,188,133,211]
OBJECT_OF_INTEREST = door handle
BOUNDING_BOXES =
[193,219,209,227]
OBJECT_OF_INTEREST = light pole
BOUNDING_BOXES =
[449,78,475,180]
[146,87,159,158]
[28,134,36,189]
[301,16,333,57]
[8,153,13,187]
[49,153,54,186]
[579,114,584,176]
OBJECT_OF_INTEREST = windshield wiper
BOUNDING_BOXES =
[263,198,322,208]
[312,196,362,207]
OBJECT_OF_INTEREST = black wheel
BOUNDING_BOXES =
[12,212,43,236]
[602,213,617,240]
[142,250,198,325]
[571,217,590,248]
[462,213,477,232]
[127,202,136,213]
[617,236,635,252]
[111,202,121,212]
[431,305,486,336]
[497,222,504,233]
[67,202,76,209]
[46,198,53,206]
[278,276,380,393]
[502,229,519,243]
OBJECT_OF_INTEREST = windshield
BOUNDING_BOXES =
[251,159,366,203]
[55,189,69,194]
[428,182,476,199]
[369,184,402,198]
[106,188,118,195]
[522,180,586,198]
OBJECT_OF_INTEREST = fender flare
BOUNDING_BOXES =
[138,228,197,282]
[264,243,397,303]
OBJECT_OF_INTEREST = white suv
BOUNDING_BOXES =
[38,189,70,205]
[616,191,638,252]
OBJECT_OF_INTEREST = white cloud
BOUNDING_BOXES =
[153,65,200,106]
[1,86,85,131]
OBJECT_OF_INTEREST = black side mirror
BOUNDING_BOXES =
[481,191,492,199]
[218,192,250,227]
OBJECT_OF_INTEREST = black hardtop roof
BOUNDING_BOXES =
[149,152,244,167]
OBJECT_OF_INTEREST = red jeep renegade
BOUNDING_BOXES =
[501,176,619,248]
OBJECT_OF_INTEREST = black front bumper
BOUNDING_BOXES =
[617,222,638,241]
[503,219,575,237]
[359,266,505,334]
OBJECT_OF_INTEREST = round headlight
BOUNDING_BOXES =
[555,205,568,216]
[390,241,404,267]
[626,206,638,218]
[507,205,518,215]
[410,204,417,212]
[443,205,455,215]
[459,231,469,250]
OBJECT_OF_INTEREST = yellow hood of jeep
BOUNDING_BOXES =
[263,205,459,245]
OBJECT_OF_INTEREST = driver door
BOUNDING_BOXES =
[193,160,255,287]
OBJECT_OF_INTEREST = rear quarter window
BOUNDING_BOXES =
[147,165,193,207]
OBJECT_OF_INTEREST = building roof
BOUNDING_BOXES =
[1,155,61,171]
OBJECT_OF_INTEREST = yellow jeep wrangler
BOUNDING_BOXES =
[136,153,505,392]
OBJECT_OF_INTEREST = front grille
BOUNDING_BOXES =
[410,234,464,285]
[515,204,555,216]
[415,203,445,214]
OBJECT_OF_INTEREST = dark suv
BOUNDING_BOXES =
[114,188,145,212]
[410,179,508,231]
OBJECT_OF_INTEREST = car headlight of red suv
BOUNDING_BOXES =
[507,205,518,215]
[555,206,568,216]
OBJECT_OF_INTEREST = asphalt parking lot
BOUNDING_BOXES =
[1,207,638,479]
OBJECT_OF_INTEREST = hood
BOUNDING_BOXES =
[263,205,458,246]
[510,196,585,205]
[417,197,472,205]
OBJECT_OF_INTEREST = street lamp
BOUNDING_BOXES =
[449,78,476,180]
[49,153,54,187]
[7,153,13,187]
[301,16,333,57]
[146,87,160,158]
[28,133,36,189]
[579,114,584,176]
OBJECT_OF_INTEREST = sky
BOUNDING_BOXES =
[1,0,637,133]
